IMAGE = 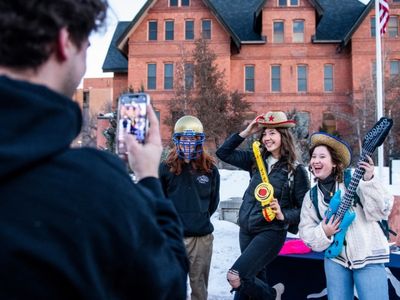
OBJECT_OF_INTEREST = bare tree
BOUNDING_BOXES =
[164,39,250,150]
[164,44,194,129]
[337,73,400,164]
[225,90,251,136]
[286,108,310,163]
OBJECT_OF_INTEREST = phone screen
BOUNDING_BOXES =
[117,93,149,152]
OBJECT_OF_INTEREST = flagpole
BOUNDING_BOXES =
[375,0,384,178]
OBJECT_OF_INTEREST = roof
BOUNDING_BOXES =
[205,0,266,43]
[312,0,371,42]
[102,22,129,73]
[102,0,373,71]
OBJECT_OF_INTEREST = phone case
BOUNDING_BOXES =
[116,93,150,153]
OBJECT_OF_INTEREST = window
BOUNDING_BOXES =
[371,17,376,37]
[185,20,194,40]
[295,111,310,140]
[297,65,307,92]
[278,0,299,6]
[271,65,281,92]
[324,64,333,92]
[245,65,255,92]
[293,20,304,42]
[147,63,156,90]
[165,20,174,40]
[390,60,400,79]
[273,21,284,43]
[388,16,399,37]
[164,63,174,90]
[155,110,161,122]
[148,21,157,41]
[184,63,194,90]
[169,0,189,6]
[202,20,211,39]
[322,112,336,134]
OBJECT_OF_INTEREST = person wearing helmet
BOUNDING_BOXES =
[159,115,220,300]
[216,111,310,300]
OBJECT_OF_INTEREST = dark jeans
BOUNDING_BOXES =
[231,227,287,300]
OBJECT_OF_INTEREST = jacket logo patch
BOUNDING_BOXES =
[197,175,209,184]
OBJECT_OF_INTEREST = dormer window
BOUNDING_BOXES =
[293,20,304,42]
[169,0,190,6]
[278,0,299,6]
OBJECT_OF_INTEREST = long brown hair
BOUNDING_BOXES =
[309,144,345,183]
[258,128,298,173]
[165,145,216,175]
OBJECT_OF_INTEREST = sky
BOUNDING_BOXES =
[84,0,147,79]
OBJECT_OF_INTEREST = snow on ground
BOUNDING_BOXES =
[218,169,250,202]
[204,167,400,299]
[208,214,240,299]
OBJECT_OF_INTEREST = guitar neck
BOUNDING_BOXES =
[335,152,370,220]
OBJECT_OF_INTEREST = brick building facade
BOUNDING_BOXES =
[101,0,399,147]
[73,78,114,148]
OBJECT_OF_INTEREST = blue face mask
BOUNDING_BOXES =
[173,130,205,160]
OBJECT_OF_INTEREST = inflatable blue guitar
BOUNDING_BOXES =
[325,117,393,258]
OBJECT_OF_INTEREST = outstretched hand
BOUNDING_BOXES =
[124,105,163,181]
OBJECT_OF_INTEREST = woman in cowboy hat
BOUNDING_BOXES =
[299,132,393,300]
[216,111,310,300]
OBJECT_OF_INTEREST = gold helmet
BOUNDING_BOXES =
[174,115,204,134]
[173,115,205,159]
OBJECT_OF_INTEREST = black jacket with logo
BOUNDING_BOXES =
[159,162,220,237]
[216,133,309,234]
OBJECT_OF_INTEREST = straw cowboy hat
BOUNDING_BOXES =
[310,132,352,168]
[255,111,296,128]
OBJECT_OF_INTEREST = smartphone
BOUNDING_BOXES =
[116,93,150,153]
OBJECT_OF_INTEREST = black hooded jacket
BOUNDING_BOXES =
[216,133,310,233]
[0,76,188,299]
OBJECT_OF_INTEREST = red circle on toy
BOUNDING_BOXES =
[259,188,267,197]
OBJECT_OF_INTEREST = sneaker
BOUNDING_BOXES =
[272,283,285,300]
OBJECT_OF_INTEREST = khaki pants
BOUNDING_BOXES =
[184,234,214,300]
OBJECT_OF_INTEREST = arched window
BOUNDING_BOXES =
[322,112,336,134]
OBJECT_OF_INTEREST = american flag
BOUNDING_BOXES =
[379,0,390,35]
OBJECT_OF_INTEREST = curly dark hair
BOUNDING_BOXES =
[0,0,108,69]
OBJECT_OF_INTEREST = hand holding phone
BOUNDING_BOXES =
[124,105,163,180]
[116,93,150,155]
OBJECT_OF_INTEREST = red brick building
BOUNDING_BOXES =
[102,0,400,146]
[73,78,114,148]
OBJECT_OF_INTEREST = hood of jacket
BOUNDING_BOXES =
[0,76,82,180]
